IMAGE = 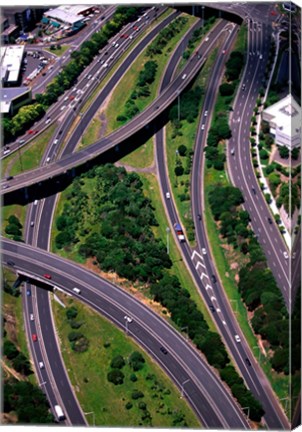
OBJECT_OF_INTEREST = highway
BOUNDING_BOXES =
[2,237,249,429]
[1,20,231,195]
[19,8,180,425]
[154,13,289,431]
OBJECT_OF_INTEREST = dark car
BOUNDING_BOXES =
[160,346,168,355]
[209,305,215,312]
[268,217,273,224]
[211,275,217,284]
[252,187,256,194]
[7,260,15,266]
[245,358,251,366]
[6,176,14,181]
[197,214,202,221]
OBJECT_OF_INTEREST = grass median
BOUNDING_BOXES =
[52,293,201,427]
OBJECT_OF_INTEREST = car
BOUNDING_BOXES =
[115,43,119,48]
[53,139,58,145]
[30,221,34,227]
[160,346,168,355]
[27,129,34,134]
[112,41,116,46]
[222,49,226,54]
[231,148,235,155]
[26,289,31,296]
[204,110,208,116]
[251,187,256,194]
[209,305,215,312]
[60,105,66,111]
[43,273,52,279]
[124,315,133,323]
[30,314,34,321]
[201,124,205,130]
[32,334,37,342]
[39,361,44,369]
[166,192,170,199]
[3,149,10,155]
[7,260,15,266]
[182,73,187,80]
[205,37,209,41]
[283,251,289,259]
[259,54,263,59]
[18,139,25,144]
[245,358,251,366]
[234,334,241,343]
[46,157,51,163]
[6,176,14,181]
[268,217,273,224]
[69,95,75,100]
[34,199,38,205]
[201,248,207,255]
[197,214,202,221]
[45,118,51,124]
[211,275,217,283]
[292,252,296,259]
[242,84,246,91]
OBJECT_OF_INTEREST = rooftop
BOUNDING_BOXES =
[44,8,84,25]
[1,45,24,83]
[264,94,301,137]
[1,86,30,113]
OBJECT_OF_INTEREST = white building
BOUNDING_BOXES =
[1,45,25,86]
[262,94,301,150]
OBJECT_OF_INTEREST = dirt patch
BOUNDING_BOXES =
[3,306,18,346]
[1,360,23,382]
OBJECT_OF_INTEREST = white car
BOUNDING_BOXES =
[39,361,44,369]
[182,74,187,80]
[283,251,289,259]
[204,110,208,116]
[124,315,133,323]
[30,314,34,321]
[166,192,170,199]
[201,124,205,130]
[205,37,209,41]
[235,334,241,343]
[202,248,207,255]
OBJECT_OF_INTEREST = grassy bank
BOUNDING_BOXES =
[2,124,57,177]
[52,294,200,427]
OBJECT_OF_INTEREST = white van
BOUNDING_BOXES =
[73,287,81,294]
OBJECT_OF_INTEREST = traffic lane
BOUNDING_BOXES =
[2,244,248,429]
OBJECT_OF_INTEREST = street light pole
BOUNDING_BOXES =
[166,227,170,254]
[180,378,190,398]
[84,411,95,426]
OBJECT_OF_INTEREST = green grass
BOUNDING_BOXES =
[3,276,36,385]
[166,48,218,244]
[78,116,103,149]
[52,294,201,427]
[44,45,69,57]
[2,204,27,239]
[2,124,57,177]
[105,14,198,134]
[120,136,154,169]
[140,173,216,333]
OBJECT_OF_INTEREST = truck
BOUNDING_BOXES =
[54,404,65,421]
[174,223,185,242]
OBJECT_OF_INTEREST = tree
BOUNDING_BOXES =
[131,390,144,399]
[219,83,235,96]
[178,144,187,156]
[3,340,19,360]
[107,369,125,385]
[278,146,289,159]
[291,148,300,160]
[174,165,184,176]
[129,351,145,371]
[12,353,32,375]
[110,355,125,369]
[66,306,78,320]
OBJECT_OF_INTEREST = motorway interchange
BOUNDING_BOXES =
[1,2,299,429]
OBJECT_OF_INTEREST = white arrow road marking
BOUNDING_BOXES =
[196,261,206,270]
[205,284,212,291]
[191,250,204,261]
[200,272,209,280]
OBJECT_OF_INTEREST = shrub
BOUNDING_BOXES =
[174,165,184,176]
[131,390,144,400]
[107,369,125,385]
[110,355,125,370]
[129,352,145,371]
[178,144,187,156]
[138,401,147,410]
[66,306,78,320]
[125,402,133,410]
[130,373,138,382]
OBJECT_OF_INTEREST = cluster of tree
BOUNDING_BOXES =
[238,257,299,374]
[3,378,54,423]
[278,146,300,161]
[107,352,145,386]
[3,340,32,376]
[225,51,244,81]
[4,6,142,143]
[65,306,89,352]
[174,145,194,178]
[169,86,204,125]
[204,117,231,170]
[117,60,158,123]
[5,215,23,242]
[55,165,172,283]
[146,16,188,57]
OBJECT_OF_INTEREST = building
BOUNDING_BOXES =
[2,7,47,32]
[57,5,95,17]
[1,86,32,116]
[262,94,301,150]
[1,24,19,44]
[1,45,25,87]
[43,8,85,31]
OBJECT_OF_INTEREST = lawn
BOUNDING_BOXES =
[3,124,57,177]
[52,294,201,428]
[44,45,70,57]
[120,136,154,169]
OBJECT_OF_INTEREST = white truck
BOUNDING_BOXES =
[54,404,65,421]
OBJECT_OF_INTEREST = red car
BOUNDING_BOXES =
[27,130,34,134]
[133,25,138,30]
[69,95,75,100]
[43,273,52,279]
[32,334,37,342]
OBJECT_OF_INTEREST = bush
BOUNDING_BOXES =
[3,340,19,360]
[138,401,147,410]
[130,373,138,382]
[110,355,125,370]
[107,369,125,385]
[125,402,133,410]
[68,331,83,342]
[131,390,144,400]
[129,352,145,371]
[174,165,184,176]
[178,144,187,156]
[66,306,78,320]
[69,320,82,329]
